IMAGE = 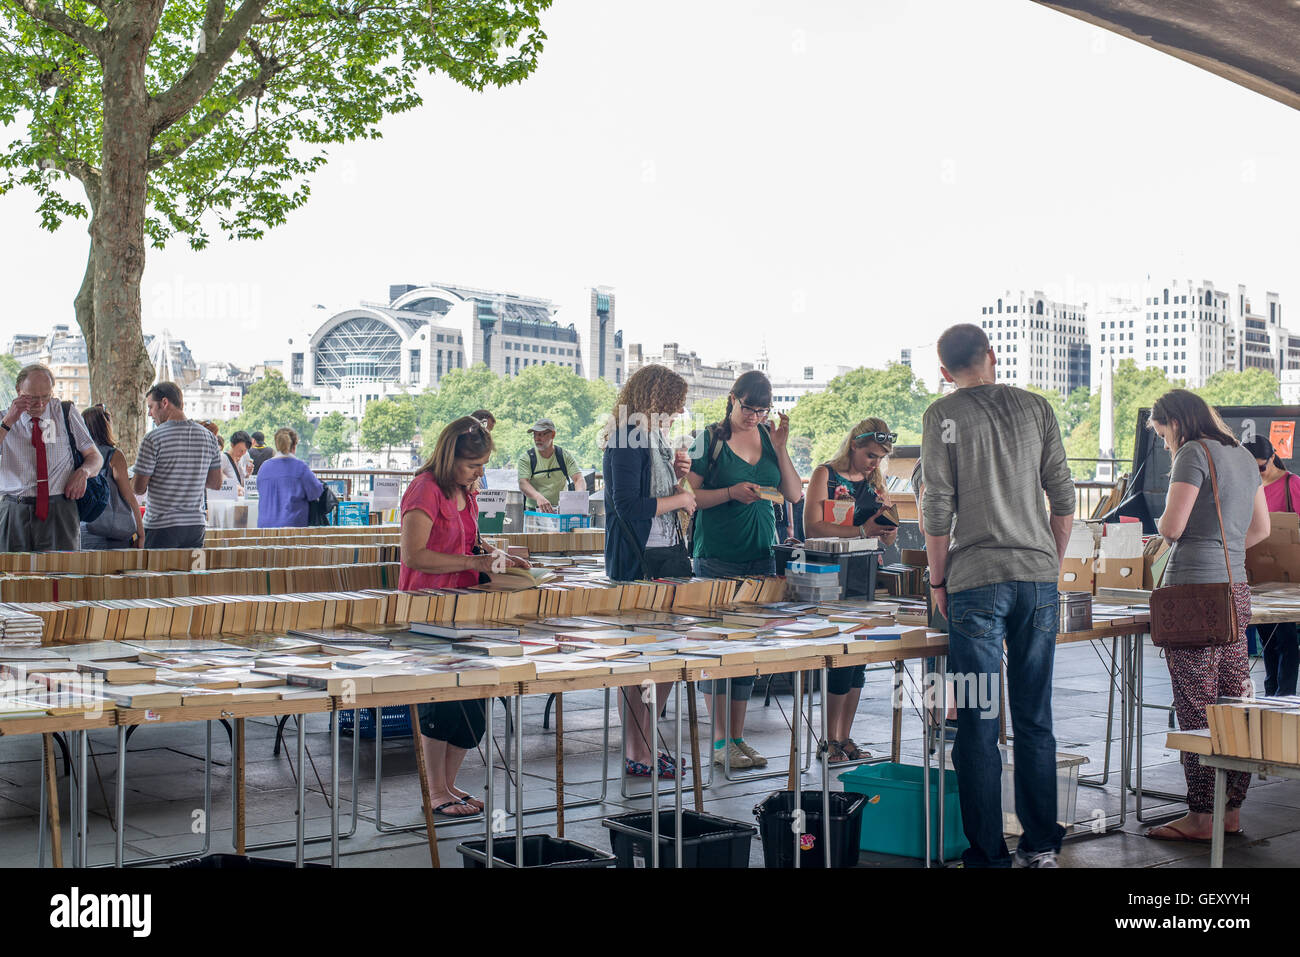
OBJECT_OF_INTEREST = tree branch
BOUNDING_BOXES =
[149,0,274,134]
[147,58,282,170]
[14,0,104,54]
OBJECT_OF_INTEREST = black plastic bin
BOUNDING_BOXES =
[603,809,756,868]
[753,790,866,868]
[774,545,879,598]
[171,854,328,869]
[457,835,615,869]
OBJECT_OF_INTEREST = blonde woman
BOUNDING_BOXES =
[255,428,323,528]
[802,418,900,762]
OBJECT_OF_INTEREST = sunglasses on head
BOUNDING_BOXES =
[855,430,897,446]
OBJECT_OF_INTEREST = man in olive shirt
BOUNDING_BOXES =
[921,323,1074,868]
[517,418,586,511]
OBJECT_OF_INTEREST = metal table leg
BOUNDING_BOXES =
[1134,631,1187,821]
[922,667,931,869]
[514,694,524,866]
[675,680,684,869]
[331,709,340,868]
[485,692,494,869]
[295,713,306,867]
[649,683,659,868]
[820,666,830,869]
[78,730,88,868]
[115,724,126,868]
[792,669,801,870]
[37,735,47,868]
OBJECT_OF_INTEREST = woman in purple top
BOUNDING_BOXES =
[256,428,324,528]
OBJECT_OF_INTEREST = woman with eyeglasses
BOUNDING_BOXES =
[400,416,529,817]
[1243,435,1300,696]
[602,365,697,777]
[802,418,901,762]
[79,405,146,549]
[687,369,803,770]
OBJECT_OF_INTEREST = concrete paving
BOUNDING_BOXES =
[1,640,1295,867]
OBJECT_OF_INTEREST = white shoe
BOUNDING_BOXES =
[1012,847,1059,868]
[713,741,755,769]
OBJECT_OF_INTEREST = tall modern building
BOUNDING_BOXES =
[287,282,624,418]
[978,290,1091,395]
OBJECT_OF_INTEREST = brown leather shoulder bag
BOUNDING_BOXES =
[1149,440,1241,650]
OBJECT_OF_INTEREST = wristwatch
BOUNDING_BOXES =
[0,422,10,433]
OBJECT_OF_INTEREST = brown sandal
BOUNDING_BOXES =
[840,737,870,761]
[827,740,849,764]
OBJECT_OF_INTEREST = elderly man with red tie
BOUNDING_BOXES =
[0,364,102,552]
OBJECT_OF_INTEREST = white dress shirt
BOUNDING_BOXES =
[0,403,95,497]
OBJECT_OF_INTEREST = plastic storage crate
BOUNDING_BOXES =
[752,790,866,868]
[603,810,756,868]
[330,501,370,527]
[838,762,968,861]
[457,835,615,869]
[999,748,1088,836]
[775,545,879,598]
[523,510,590,534]
[338,706,412,739]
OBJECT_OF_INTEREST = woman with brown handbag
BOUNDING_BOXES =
[1144,391,1271,843]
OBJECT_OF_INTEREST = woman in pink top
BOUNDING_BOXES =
[1244,435,1299,695]
[400,416,527,817]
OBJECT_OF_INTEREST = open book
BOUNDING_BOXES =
[477,566,562,592]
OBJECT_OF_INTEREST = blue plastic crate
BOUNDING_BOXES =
[523,510,590,533]
[330,501,370,527]
[338,706,413,739]
[838,762,967,862]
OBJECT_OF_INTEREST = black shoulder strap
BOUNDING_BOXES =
[225,451,243,487]
[1287,471,1294,513]
[527,447,538,476]
[702,425,724,487]
[553,445,572,488]
[60,401,81,465]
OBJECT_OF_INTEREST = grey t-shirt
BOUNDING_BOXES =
[1164,440,1260,585]
[134,420,221,529]
[920,384,1076,593]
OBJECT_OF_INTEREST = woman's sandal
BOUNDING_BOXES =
[840,737,870,761]
[1144,822,1210,843]
[827,740,849,764]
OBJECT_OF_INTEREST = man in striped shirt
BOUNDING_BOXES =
[132,382,223,549]
[0,364,103,551]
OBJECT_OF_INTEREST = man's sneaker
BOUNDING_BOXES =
[734,739,769,768]
[1013,847,1059,868]
[713,741,755,769]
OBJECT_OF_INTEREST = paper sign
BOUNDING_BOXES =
[372,477,401,511]
[484,469,519,491]
[210,479,238,502]
[244,475,258,499]
[1270,421,1295,460]
[558,490,590,515]
[477,489,508,515]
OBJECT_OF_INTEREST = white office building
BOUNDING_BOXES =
[1089,280,1290,388]
[978,290,1090,395]
[286,282,624,418]
[769,363,855,414]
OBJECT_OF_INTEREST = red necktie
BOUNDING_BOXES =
[31,419,49,521]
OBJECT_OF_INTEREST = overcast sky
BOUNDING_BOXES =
[2,0,1298,380]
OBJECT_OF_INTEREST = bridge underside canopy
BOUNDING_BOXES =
[1034,0,1300,112]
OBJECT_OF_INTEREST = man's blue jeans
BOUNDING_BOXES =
[946,580,1065,866]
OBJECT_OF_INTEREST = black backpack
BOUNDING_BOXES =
[307,483,339,526]
[61,402,110,523]
[527,445,574,490]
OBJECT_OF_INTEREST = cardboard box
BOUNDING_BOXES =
[1058,558,1094,593]
[1246,513,1300,584]
[1094,556,1143,591]
[900,549,928,567]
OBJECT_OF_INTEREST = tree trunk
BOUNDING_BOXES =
[88,9,162,463]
